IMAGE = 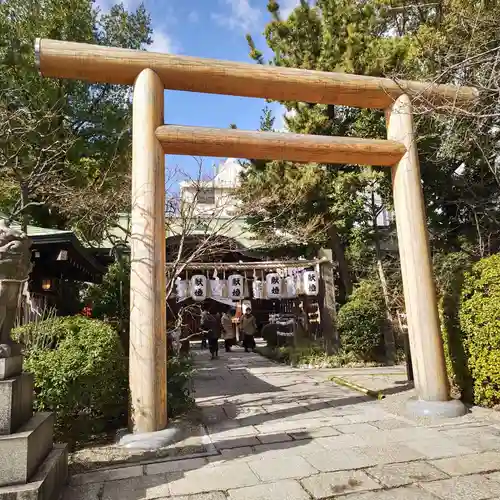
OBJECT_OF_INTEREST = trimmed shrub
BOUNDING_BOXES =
[13,316,128,444]
[337,279,385,361]
[460,254,500,407]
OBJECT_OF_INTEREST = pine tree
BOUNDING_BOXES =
[240,0,409,299]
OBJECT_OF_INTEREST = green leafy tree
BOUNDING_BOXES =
[0,0,152,240]
[241,0,409,299]
[82,259,130,351]
[242,0,500,306]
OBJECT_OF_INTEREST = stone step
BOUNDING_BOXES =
[0,444,68,500]
[0,356,23,380]
[0,373,34,435]
[0,412,54,487]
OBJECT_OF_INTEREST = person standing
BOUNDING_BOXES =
[221,309,236,352]
[240,308,257,352]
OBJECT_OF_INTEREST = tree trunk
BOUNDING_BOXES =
[327,225,352,299]
[372,192,396,364]
[20,184,29,233]
[318,249,339,355]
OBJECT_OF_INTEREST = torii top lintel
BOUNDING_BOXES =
[35,38,478,111]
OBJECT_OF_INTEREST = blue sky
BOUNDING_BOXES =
[96,0,302,180]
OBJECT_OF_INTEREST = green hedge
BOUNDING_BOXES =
[460,254,500,407]
[338,279,385,361]
[13,316,128,445]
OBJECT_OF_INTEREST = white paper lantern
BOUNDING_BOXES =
[228,274,244,300]
[175,278,188,301]
[190,274,207,301]
[303,270,318,296]
[266,273,282,299]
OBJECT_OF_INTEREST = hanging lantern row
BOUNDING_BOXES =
[173,269,318,302]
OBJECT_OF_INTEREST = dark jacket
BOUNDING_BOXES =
[201,312,220,339]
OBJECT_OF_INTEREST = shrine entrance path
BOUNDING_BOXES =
[66,342,500,500]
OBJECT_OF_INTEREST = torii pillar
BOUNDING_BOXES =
[386,95,466,417]
[128,69,167,434]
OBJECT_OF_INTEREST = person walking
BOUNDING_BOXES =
[240,308,257,352]
[221,309,236,352]
[200,309,208,350]
[201,307,220,359]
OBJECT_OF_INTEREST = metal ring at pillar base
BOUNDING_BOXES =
[406,397,468,419]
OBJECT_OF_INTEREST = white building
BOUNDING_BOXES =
[179,158,243,218]
[173,158,257,250]
[104,156,394,253]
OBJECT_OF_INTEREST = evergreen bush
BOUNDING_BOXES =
[13,316,127,445]
[337,279,385,361]
[460,254,500,407]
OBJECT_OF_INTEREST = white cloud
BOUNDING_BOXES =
[273,104,297,133]
[148,29,179,54]
[212,0,261,32]
[188,10,200,23]
[280,0,306,18]
[94,0,141,13]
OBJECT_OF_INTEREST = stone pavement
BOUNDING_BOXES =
[65,342,500,500]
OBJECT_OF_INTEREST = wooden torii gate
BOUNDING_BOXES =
[36,38,478,435]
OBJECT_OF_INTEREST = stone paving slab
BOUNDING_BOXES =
[430,451,500,476]
[303,443,424,472]
[248,455,318,481]
[227,479,310,500]
[403,436,476,459]
[168,462,260,496]
[369,418,416,430]
[301,469,382,498]
[438,425,500,452]
[420,473,500,500]
[315,433,370,449]
[101,474,171,500]
[335,423,379,434]
[334,485,441,499]
[366,461,449,487]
